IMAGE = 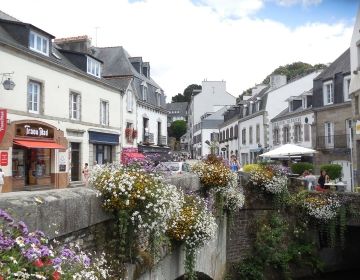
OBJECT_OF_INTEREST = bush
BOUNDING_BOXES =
[243,164,262,173]
[320,164,342,180]
[291,162,314,175]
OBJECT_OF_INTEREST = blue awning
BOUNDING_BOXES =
[88,131,119,145]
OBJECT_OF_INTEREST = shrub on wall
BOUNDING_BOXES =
[320,164,342,180]
[291,162,314,175]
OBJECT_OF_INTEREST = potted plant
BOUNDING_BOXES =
[132,129,138,139]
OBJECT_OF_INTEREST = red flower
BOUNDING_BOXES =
[33,259,44,267]
[44,258,53,266]
[0,275,4,280]
[132,129,138,139]
[52,271,61,280]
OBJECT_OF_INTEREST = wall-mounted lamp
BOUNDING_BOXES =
[1,72,15,90]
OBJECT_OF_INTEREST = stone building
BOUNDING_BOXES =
[312,49,352,190]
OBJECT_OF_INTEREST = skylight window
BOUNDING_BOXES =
[29,31,49,56]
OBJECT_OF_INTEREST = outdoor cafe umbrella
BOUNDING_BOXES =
[259,144,317,158]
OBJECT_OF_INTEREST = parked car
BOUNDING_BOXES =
[154,161,191,175]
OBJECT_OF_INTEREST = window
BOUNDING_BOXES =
[226,128,229,140]
[256,101,261,111]
[256,124,260,143]
[29,31,49,56]
[94,144,112,165]
[87,57,101,78]
[304,124,310,141]
[242,128,246,145]
[142,84,148,101]
[302,97,307,109]
[230,127,233,139]
[323,81,334,105]
[127,90,133,112]
[156,89,161,106]
[324,122,334,148]
[283,127,290,143]
[356,95,360,115]
[343,75,351,101]
[223,131,225,141]
[28,81,41,114]
[273,128,280,145]
[249,126,253,144]
[294,124,301,142]
[100,100,109,126]
[69,92,81,120]
[234,125,238,139]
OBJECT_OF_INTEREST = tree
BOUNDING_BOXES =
[171,84,202,103]
[169,120,187,140]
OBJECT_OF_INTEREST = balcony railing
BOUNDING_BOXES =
[316,134,351,149]
[143,132,154,144]
[158,135,167,146]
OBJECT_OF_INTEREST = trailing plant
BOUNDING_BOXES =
[235,213,322,280]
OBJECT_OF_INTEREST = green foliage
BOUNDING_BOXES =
[235,213,322,280]
[320,164,342,180]
[169,120,187,140]
[171,84,202,103]
[242,164,262,173]
[262,62,327,84]
[291,162,314,175]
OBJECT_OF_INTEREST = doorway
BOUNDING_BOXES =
[71,142,80,181]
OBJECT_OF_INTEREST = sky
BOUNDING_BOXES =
[1,0,359,101]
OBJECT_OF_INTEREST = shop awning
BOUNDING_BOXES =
[13,140,65,149]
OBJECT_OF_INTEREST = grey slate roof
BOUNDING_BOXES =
[106,77,132,91]
[166,102,188,115]
[315,49,350,80]
[0,10,19,22]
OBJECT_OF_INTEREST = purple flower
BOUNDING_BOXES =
[18,221,29,235]
[82,254,91,267]
[0,209,14,223]
[60,248,75,259]
[52,257,62,269]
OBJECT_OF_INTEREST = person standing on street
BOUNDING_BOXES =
[82,163,90,187]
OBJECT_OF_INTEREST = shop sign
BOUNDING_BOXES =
[0,109,7,144]
[356,120,360,135]
[16,123,53,138]
[0,152,8,166]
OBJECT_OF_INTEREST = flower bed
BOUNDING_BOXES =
[0,209,108,279]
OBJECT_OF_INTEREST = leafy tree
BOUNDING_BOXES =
[169,120,187,140]
[171,84,202,103]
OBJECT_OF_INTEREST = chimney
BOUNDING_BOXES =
[269,74,287,90]
[54,35,91,53]
[142,62,150,78]
[129,57,143,74]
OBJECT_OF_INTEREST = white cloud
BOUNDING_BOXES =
[0,0,353,101]
[275,0,322,7]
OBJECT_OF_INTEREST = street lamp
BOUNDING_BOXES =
[1,72,15,90]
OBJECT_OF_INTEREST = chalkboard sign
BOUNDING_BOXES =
[59,164,66,172]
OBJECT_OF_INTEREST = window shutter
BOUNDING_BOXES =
[69,93,72,119]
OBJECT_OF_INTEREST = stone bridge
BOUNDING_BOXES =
[1,175,360,279]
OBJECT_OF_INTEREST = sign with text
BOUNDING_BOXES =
[0,109,7,144]
[356,120,360,135]
[15,123,54,138]
[0,152,8,166]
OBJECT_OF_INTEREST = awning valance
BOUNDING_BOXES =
[14,140,65,149]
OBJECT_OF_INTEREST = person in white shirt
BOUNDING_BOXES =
[0,168,5,193]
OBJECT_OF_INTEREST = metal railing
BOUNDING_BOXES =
[158,135,167,146]
[316,134,351,149]
[144,132,154,144]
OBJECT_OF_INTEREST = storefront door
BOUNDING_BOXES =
[71,143,80,181]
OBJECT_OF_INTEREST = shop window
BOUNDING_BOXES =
[94,144,112,165]
[12,149,25,178]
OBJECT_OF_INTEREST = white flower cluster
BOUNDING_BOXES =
[185,197,217,251]
[263,175,288,194]
[218,173,245,211]
[303,196,341,221]
[72,253,109,280]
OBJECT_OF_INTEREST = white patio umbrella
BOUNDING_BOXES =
[259,144,317,158]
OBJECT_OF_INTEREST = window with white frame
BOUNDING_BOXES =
[156,89,161,106]
[283,126,290,143]
[29,31,49,56]
[249,126,253,144]
[304,124,310,141]
[69,92,81,120]
[294,124,301,142]
[126,90,133,112]
[87,56,101,78]
[343,75,351,101]
[142,84,148,101]
[256,101,261,111]
[28,81,41,114]
[242,128,246,145]
[100,100,109,126]
[274,128,280,144]
[324,122,334,147]
[323,81,334,105]
[302,96,307,109]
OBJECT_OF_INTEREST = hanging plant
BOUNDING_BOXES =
[132,129,138,139]
[125,128,133,139]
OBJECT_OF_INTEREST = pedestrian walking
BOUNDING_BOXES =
[0,168,5,193]
[82,163,90,187]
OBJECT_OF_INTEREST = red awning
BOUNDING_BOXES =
[13,140,65,149]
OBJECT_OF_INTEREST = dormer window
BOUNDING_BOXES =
[289,101,293,112]
[156,89,161,106]
[87,57,101,78]
[29,31,49,56]
[323,80,334,105]
[343,75,351,101]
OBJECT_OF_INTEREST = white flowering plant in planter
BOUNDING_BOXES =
[302,194,341,221]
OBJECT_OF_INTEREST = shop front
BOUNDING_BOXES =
[88,130,119,165]
[0,120,68,192]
